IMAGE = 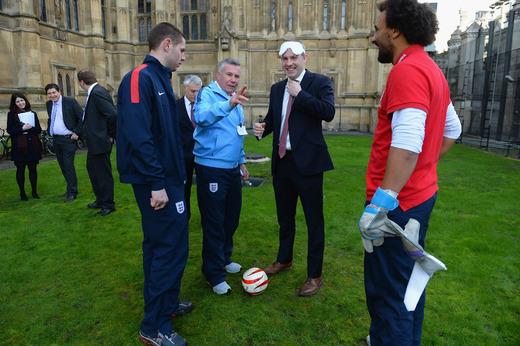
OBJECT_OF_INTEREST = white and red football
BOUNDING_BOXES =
[242,267,268,295]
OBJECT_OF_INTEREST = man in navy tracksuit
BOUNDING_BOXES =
[193,58,250,295]
[116,23,192,346]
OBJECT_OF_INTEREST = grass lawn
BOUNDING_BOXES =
[0,135,519,345]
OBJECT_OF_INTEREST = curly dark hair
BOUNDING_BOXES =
[377,0,438,47]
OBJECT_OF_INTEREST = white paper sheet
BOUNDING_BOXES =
[403,262,431,311]
[18,112,35,127]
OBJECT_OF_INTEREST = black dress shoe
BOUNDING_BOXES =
[88,202,103,209]
[64,195,76,203]
[59,193,68,198]
[96,208,116,216]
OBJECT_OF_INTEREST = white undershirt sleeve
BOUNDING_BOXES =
[444,102,462,139]
[391,108,426,154]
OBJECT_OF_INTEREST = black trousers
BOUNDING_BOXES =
[183,157,195,220]
[86,151,115,209]
[53,136,78,196]
[272,151,325,278]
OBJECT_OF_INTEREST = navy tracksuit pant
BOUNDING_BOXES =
[195,163,242,287]
[132,184,189,336]
[364,193,437,346]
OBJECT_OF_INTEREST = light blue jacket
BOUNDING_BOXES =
[193,81,246,169]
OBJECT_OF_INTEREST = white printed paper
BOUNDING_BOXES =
[18,112,35,127]
[403,262,431,311]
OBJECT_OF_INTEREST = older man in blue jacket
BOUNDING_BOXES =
[193,57,250,295]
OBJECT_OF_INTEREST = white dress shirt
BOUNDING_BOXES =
[52,96,73,136]
[279,70,306,151]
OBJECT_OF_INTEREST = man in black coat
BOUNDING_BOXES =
[45,83,83,203]
[176,75,202,220]
[254,41,335,296]
[78,70,117,216]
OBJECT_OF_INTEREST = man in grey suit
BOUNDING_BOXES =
[78,69,117,216]
[45,83,83,203]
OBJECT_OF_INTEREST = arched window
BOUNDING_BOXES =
[183,15,189,39]
[73,0,79,31]
[40,0,47,22]
[57,73,64,94]
[181,0,208,41]
[288,3,293,31]
[323,1,328,31]
[147,17,152,37]
[271,2,276,32]
[138,0,152,42]
[341,0,346,30]
[102,0,106,37]
[200,14,207,40]
[66,74,72,96]
[65,0,72,29]
[191,15,198,41]
[139,18,146,42]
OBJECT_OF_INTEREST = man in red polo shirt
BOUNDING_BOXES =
[359,1,461,344]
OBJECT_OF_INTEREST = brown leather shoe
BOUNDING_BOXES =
[263,261,292,276]
[298,276,324,296]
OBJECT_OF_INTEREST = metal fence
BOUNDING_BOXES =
[446,50,520,146]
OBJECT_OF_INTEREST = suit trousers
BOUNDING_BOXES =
[364,192,437,346]
[132,183,189,336]
[53,136,78,196]
[273,151,325,278]
[86,151,115,209]
[195,163,242,287]
[183,157,195,220]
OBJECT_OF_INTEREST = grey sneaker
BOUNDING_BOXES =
[139,330,186,346]
[172,300,194,317]
[212,281,231,294]
[224,262,242,273]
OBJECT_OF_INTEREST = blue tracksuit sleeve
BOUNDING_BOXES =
[117,67,166,190]
[192,81,246,169]
[193,82,233,127]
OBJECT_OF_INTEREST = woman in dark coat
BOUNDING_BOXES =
[6,93,43,200]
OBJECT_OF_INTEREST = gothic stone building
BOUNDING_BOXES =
[0,0,389,132]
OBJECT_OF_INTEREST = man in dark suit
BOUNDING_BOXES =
[176,75,202,220]
[45,83,83,203]
[254,41,335,296]
[78,69,117,216]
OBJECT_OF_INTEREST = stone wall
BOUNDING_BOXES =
[0,0,389,133]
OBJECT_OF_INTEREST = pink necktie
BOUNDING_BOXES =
[190,102,196,129]
[278,95,293,158]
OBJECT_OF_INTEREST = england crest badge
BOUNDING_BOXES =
[175,201,185,214]
[209,183,218,193]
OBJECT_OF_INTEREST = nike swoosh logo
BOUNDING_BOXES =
[158,91,165,96]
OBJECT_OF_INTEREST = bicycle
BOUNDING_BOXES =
[0,128,11,160]
[39,130,55,156]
